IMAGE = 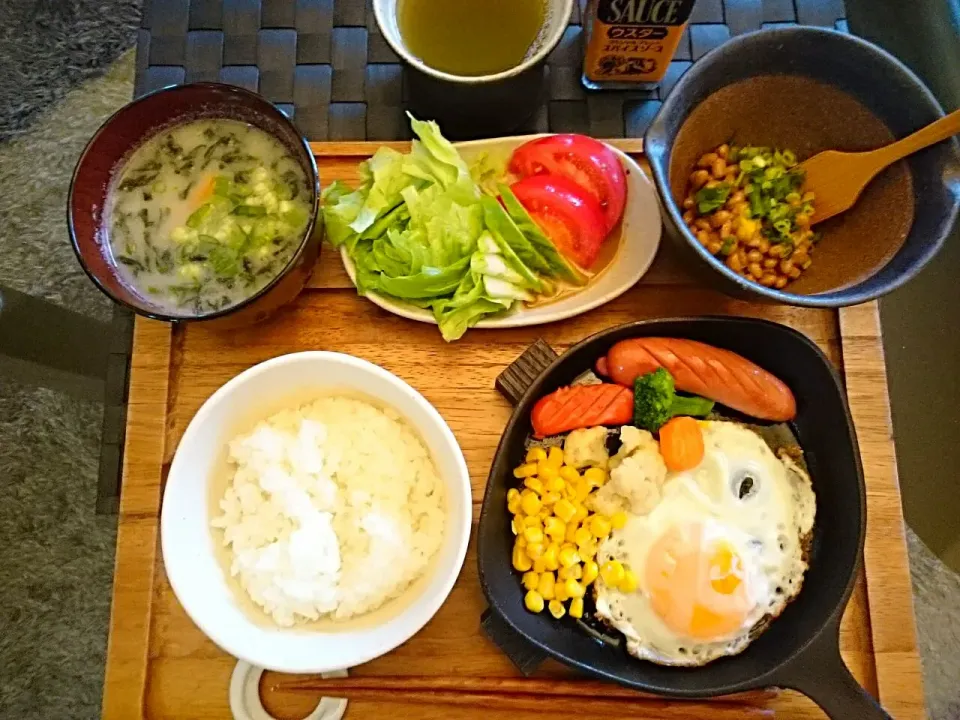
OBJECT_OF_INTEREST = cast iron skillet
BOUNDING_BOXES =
[477,317,888,719]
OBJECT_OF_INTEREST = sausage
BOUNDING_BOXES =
[531,384,633,438]
[595,338,796,421]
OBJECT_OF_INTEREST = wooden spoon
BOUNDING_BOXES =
[802,108,960,225]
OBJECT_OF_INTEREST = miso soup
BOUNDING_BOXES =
[106,119,312,315]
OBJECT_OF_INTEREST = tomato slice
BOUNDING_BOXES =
[509,134,627,234]
[510,174,608,269]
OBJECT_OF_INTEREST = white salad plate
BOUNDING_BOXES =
[340,135,662,329]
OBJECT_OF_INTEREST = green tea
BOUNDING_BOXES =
[398,0,546,77]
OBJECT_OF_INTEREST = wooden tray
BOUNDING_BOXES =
[101,141,925,719]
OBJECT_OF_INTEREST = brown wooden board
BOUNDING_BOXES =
[101,142,924,719]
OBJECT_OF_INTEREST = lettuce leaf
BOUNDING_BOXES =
[321,114,557,341]
[498,184,586,285]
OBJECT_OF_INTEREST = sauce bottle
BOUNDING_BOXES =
[582,0,696,90]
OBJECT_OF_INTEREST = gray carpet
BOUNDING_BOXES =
[0,45,136,720]
[0,0,139,142]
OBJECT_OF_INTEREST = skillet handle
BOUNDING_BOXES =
[480,609,547,675]
[772,618,891,720]
[496,339,558,406]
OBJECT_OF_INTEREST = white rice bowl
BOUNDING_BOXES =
[161,352,471,673]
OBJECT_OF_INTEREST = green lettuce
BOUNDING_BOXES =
[320,115,583,341]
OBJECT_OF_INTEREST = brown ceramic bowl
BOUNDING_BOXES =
[68,83,322,328]
[645,27,960,306]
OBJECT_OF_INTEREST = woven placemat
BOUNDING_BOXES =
[136,0,848,141]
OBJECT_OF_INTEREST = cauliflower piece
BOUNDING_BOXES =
[591,427,667,517]
[563,427,610,470]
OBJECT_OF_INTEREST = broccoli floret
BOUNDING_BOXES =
[633,368,715,431]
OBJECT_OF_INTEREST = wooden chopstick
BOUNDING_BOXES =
[270,675,776,711]
[270,686,774,718]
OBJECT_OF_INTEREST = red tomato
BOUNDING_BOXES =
[510,174,608,269]
[509,134,627,234]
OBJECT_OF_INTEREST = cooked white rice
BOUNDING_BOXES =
[211,395,445,627]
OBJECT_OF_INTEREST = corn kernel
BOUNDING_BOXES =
[546,475,566,493]
[533,557,547,573]
[523,476,544,494]
[548,599,566,619]
[600,560,625,586]
[547,446,564,469]
[562,484,579,501]
[520,493,542,516]
[523,526,544,545]
[555,582,570,602]
[584,467,607,487]
[507,497,521,515]
[565,577,586,599]
[565,522,580,543]
[513,463,538,479]
[557,563,583,580]
[572,504,589,524]
[573,479,592,502]
[582,560,599,585]
[538,571,556,600]
[526,447,548,463]
[541,491,561,506]
[522,571,540,591]
[589,515,612,539]
[579,540,598,560]
[524,590,545,613]
[543,543,560,571]
[619,569,638,594]
[610,511,628,530]
[554,499,577,523]
[544,517,565,541]
[511,517,524,535]
[526,540,545,559]
[569,597,584,619]
[507,488,520,505]
[574,526,593,548]
[538,463,560,483]
[523,515,541,529]
[560,466,581,484]
[558,546,580,568]
[512,546,532,572]
[538,507,552,521]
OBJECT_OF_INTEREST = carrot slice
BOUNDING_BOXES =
[188,172,218,210]
[659,416,704,472]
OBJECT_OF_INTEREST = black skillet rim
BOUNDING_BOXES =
[477,315,866,697]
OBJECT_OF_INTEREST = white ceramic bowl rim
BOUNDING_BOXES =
[372,0,575,84]
[161,351,472,673]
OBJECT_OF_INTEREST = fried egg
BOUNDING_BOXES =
[593,421,815,666]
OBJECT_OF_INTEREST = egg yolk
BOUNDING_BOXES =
[645,523,753,641]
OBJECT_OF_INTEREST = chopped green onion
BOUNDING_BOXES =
[694,183,732,214]
[773,219,793,236]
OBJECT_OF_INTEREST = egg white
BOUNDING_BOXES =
[594,421,815,666]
